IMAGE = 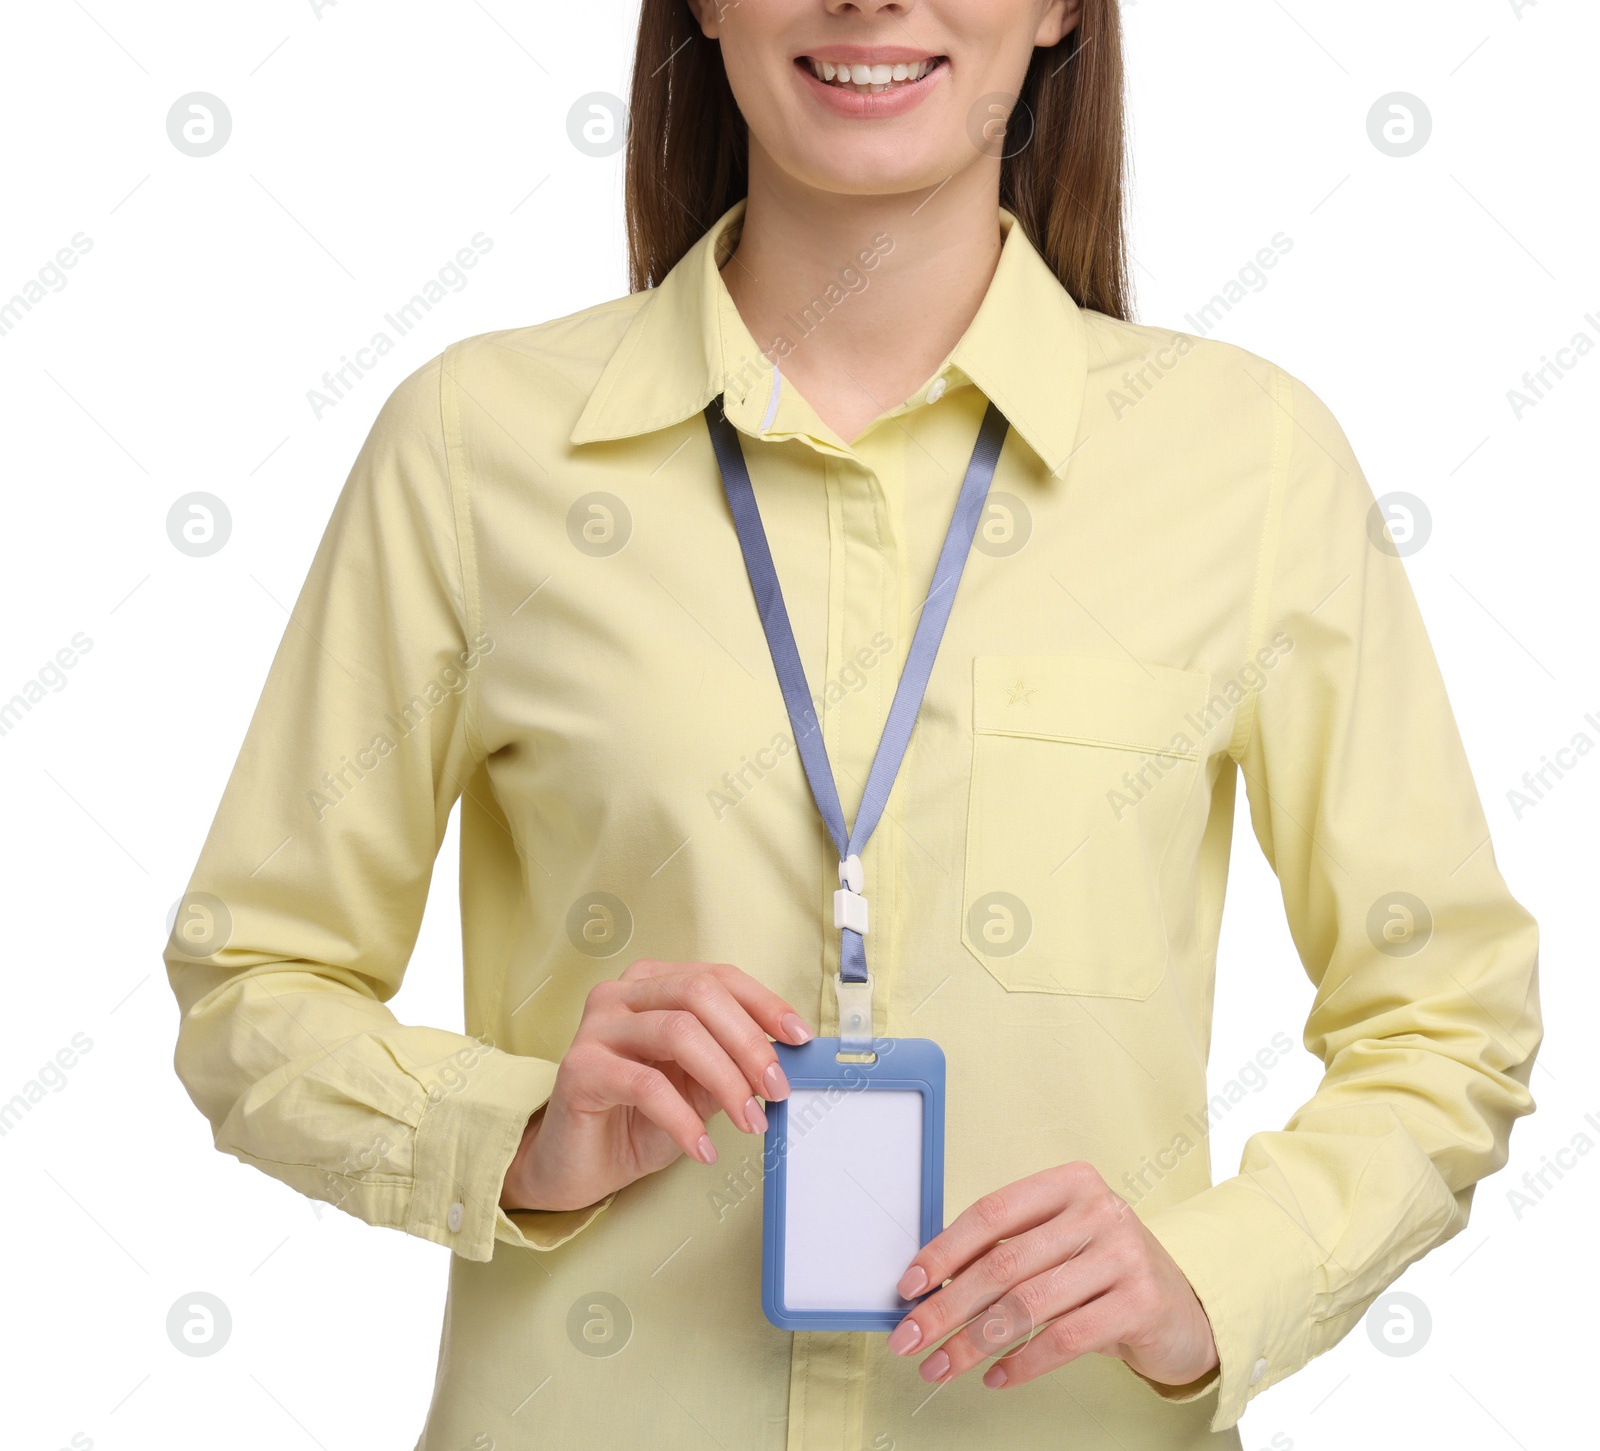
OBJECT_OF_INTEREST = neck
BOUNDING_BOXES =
[720,153,1004,445]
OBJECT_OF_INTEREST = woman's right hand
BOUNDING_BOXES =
[499,958,814,1213]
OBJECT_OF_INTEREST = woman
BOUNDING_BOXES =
[165,2,1542,1447]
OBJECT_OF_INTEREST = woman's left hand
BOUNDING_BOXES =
[887,1161,1218,1391]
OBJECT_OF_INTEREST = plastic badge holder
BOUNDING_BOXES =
[761,1036,946,1332]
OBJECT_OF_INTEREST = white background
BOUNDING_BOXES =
[1,3,1593,1449]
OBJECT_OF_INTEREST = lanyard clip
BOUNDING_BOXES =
[833,856,874,1056]
[833,853,868,935]
[835,970,875,1057]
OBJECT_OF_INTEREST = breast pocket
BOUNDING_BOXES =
[961,654,1212,999]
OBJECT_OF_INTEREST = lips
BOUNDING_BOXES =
[792,52,950,118]
[801,56,947,94]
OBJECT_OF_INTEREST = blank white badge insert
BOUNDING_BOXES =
[781,1087,924,1312]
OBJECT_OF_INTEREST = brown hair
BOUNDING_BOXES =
[624,0,1132,320]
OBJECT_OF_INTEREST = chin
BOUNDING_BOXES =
[782,146,963,202]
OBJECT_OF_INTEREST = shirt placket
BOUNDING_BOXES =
[783,435,902,1451]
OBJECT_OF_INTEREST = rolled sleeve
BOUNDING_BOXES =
[1137,366,1542,1430]
[166,350,609,1262]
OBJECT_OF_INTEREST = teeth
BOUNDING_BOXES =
[808,57,938,92]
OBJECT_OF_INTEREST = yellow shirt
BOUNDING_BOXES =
[166,199,1541,1449]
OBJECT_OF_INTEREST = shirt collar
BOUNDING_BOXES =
[569,197,1089,477]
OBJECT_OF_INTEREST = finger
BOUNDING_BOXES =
[563,1043,717,1164]
[896,1163,1096,1309]
[703,962,815,1046]
[662,1063,723,1125]
[935,1248,1118,1383]
[620,960,813,1047]
[622,973,797,1103]
[980,1289,1130,1390]
[607,1010,769,1133]
[887,1210,1097,1364]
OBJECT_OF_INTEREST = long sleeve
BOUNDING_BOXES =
[164,351,609,1261]
[1136,366,1542,1428]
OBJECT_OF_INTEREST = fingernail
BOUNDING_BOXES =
[763,1061,790,1100]
[744,1096,767,1134]
[919,1349,950,1383]
[696,1134,717,1164]
[983,1364,1008,1389]
[886,1319,922,1356]
[780,1012,812,1044]
[897,1265,927,1299]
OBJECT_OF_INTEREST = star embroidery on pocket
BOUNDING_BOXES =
[1005,677,1037,707]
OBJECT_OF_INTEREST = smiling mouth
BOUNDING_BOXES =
[799,56,948,95]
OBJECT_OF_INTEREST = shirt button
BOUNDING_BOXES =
[926,376,948,403]
[446,1201,465,1233]
[1249,1357,1268,1385]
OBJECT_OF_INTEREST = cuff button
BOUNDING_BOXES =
[1249,1357,1268,1386]
[446,1201,465,1233]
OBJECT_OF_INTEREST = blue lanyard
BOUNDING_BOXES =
[704,396,1010,1042]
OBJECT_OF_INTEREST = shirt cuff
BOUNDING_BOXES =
[405,1045,605,1262]
[1134,1176,1323,1431]
[1129,1363,1221,1405]
[497,1195,618,1252]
